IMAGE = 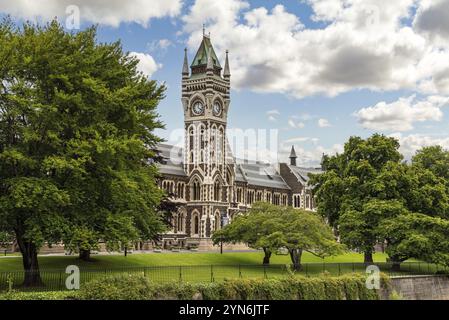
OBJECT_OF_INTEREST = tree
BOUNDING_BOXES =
[212,203,344,269]
[104,215,139,257]
[379,213,449,269]
[310,134,403,263]
[212,202,281,264]
[0,20,166,285]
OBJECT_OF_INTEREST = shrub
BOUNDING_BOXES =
[0,291,77,300]
[76,274,385,300]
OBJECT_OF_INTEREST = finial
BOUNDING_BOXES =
[203,24,205,36]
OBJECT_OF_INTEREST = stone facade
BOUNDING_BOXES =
[156,35,321,250]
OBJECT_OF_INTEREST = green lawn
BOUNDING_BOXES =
[0,251,389,271]
[1,251,445,291]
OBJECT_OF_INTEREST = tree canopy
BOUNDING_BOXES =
[311,134,449,267]
[212,202,344,269]
[0,19,166,285]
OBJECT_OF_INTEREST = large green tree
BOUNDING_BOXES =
[0,20,166,285]
[311,134,403,262]
[312,134,449,266]
[212,202,343,269]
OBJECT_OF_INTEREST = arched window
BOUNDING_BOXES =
[237,188,242,203]
[266,192,272,203]
[293,195,301,208]
[177,183,185,199]
[214,180,221,201]
[189,127,195,152]
[191,211,200,235]
[177,209,186,233]
[217,128,224,164]
[191,178,201,201]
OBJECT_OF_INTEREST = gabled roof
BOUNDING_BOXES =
[238,162,290,190]
[287,165,322,185]
[191,36,222,69]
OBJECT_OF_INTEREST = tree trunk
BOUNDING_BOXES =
[15,232,42,287]
[289,248,303,271]
[79,248,91,261]
[124,247,128,257]
[262,247,271,265]
[364,251,374,264]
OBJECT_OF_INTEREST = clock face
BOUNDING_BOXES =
[213,101,222,116]
[192,101,204,115]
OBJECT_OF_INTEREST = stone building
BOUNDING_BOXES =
[156,34,321,250]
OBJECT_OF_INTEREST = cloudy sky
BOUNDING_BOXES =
[2,0,449,165]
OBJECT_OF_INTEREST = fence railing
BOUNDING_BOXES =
[0,262,448,292]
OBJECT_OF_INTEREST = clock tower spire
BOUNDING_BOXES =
[181,33,234,242]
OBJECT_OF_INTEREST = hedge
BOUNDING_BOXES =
[0,273,390,300]
[0,291,77,300]
[75,273,389,300]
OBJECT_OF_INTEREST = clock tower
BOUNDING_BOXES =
[181,34,234,245]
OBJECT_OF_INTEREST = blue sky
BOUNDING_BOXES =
[2,0,449,165]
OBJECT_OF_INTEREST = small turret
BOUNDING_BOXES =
[223,50,230,79]
[182,48,189,76]
[289,145,297,166]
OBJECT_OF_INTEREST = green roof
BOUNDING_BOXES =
[191,36,221,69]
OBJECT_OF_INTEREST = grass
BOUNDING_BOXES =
[0,251,445,291]
[0,251,390,271]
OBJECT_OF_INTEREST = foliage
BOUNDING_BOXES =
[212,202,344,268]
[0,231,14,247]
[311,134,449,264]
[0,19,166,283]
[77,273,384,300]
[0,290,76,300]
[103,215,139,253]
[63,226,99,255]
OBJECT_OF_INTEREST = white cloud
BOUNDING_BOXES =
[288,118,305,129]
[279,138,343,166]
[354,95,449,131]
[130,52,161,77]
[318,118,331,128]
[181,0,449,98]
[148,39,174,54]
[266,109,280,121]
[390,132,449,159]
[0,0,182,27]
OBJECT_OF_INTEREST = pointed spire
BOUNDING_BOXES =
[223,50,230,78]
[182,48,189,76]
[289,145,297,166]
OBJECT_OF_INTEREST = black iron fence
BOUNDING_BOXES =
[0,261,448,292]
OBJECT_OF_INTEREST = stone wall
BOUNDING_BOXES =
[383,275,449,300]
